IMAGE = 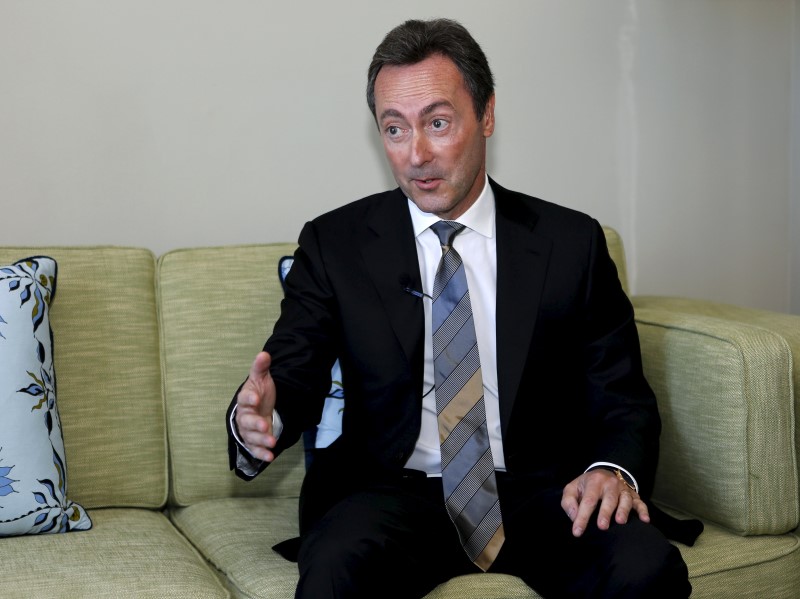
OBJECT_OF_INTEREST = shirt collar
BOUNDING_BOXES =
[407,174,495,240]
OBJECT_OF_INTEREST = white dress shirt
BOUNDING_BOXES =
[404,176,505,474]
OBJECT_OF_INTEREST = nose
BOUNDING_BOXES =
[410,131,432,167]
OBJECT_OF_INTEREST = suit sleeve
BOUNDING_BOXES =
[581,221,660,498]
[226,220,338,480]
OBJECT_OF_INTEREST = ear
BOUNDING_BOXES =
[482,94,496,138]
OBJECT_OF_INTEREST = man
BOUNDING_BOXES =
[228,18,691,598]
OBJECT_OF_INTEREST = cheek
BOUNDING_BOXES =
[457,137,483,170]
[445,141,472,173]
[382,145,407,173]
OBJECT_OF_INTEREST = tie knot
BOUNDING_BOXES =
[431,221,465,247]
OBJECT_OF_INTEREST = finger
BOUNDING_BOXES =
[595,485,620,531]
[237,385,261,410]
[249,351,272,383]
[572,488,600,537]
[237,410,268,434]
[240,429,276,453]
[614,489,633,525]
[237,417,277,462]
[244,443,275,463]
[633,497,651,523]
[561,483,580,522]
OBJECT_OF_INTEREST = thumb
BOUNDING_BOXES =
[249,351,272,383]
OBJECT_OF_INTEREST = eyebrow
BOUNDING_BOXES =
[379,108,404,122]
[379,100,455,123]
[420,100,454,117]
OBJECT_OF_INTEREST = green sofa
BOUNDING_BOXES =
[1,229,798,598]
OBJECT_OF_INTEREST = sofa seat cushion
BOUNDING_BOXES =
[664,509,800,598]
[0,508,229,598]
[170,498,300,599]
[171,497,540,599]
[426,574,539,598]
[172,498,800,599]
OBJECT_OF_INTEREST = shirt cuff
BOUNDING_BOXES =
[585,461,639,494]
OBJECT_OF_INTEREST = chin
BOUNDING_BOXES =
[410,197,454,216]
[403,189,452,214]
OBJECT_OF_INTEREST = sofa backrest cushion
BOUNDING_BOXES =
[0,247,166,509]
[160,230,629,507]
[602,226,628,296]
[159,244,306,506]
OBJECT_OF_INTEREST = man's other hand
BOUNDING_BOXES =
[235,351,277,462]
[561,469,650,537]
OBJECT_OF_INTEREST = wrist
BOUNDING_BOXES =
[585,461,639,494]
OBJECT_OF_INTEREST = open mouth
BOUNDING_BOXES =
[414,178,441,189]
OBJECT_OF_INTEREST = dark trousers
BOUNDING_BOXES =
[295,471,691,599]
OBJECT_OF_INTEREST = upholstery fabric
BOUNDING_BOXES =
[0,257,91,536]
[426,574,539,598]
[0,236,794,598]
[662,508,800,598]
[170,497,302,599]
[636,295,800,503]
[158,244,305,506]
[601,225,628,295]
[170,497,542,599]
[635,296,800,393]
[0,248,166,510]
[635,306,799,534]
[170,496,800,599]
[0,508,229,598]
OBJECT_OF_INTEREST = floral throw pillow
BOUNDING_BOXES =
[0,257,92,536]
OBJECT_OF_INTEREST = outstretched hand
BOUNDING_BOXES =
[561,469,650,537]
[235,351,277,462]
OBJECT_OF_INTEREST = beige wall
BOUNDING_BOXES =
[1,0,797,312]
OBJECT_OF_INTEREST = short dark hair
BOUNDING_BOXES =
[366,19,495,121]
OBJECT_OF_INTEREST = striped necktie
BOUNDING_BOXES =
[431,220,504,571]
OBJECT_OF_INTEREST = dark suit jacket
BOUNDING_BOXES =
[227,178,660,527]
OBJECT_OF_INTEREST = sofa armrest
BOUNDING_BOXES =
[634,295,800,394]
[633,305,799,535]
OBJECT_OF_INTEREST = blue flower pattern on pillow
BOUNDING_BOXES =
[0,450,17,501]
[2,260,56,416]
[0,257,91,536]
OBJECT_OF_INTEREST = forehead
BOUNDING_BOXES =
[374,54,470,119]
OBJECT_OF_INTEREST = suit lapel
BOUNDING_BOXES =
[358,190,425,370]
[493,181,552,438]
[353,182,551,437]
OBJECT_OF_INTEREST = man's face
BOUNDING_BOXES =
[374,54,495,220]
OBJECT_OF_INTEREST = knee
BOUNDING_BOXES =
[606,537,691,598]
[297,526,371,582]
[297,523,417,599]
[296,530,369,598]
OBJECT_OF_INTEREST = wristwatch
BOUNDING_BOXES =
[614,468,637,493]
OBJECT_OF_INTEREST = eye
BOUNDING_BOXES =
[385,125,406,138]
[431,118,448,131]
